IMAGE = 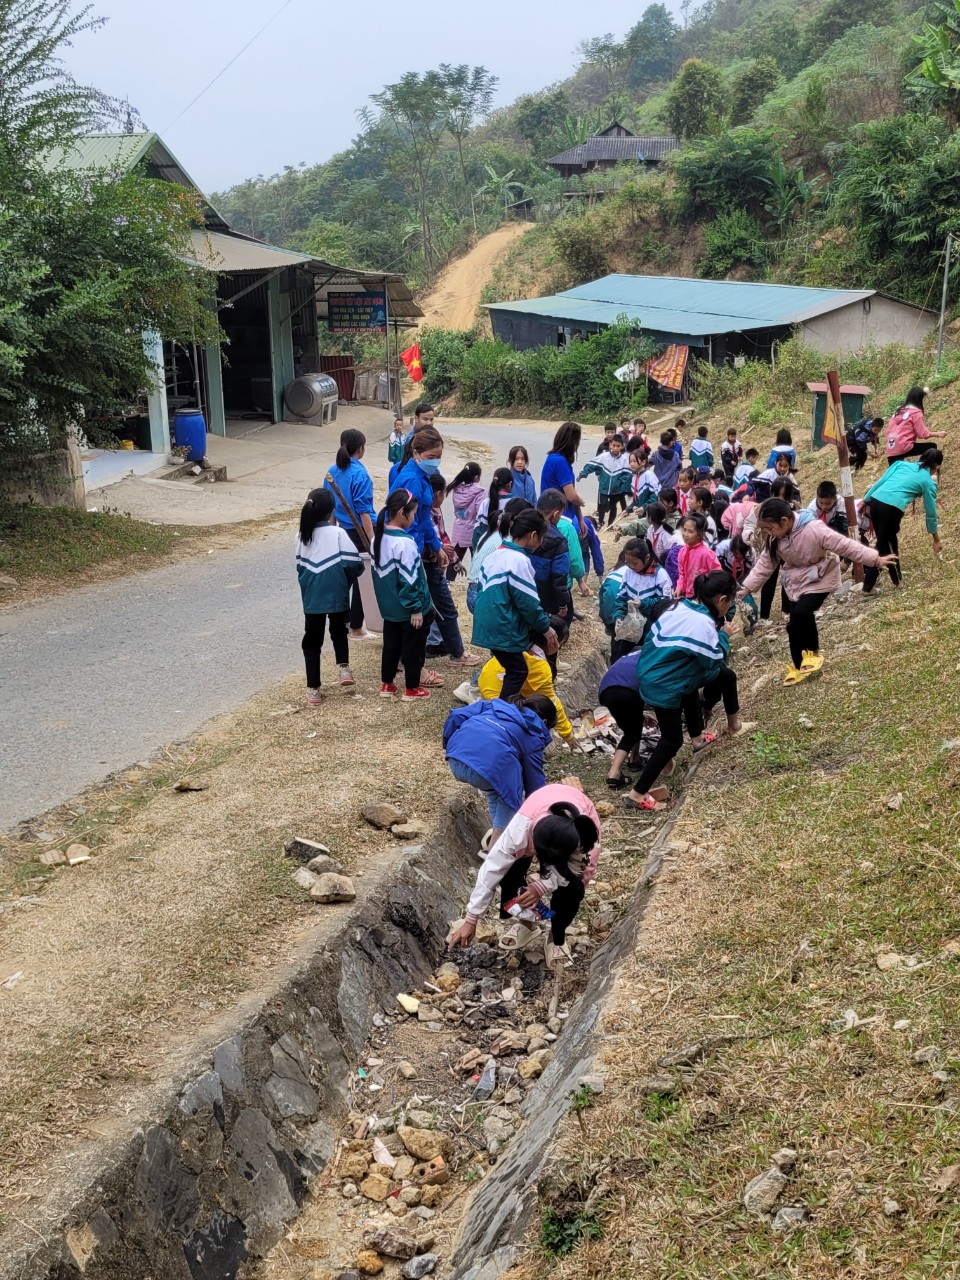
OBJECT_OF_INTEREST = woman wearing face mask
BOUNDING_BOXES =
[472,507,559,699]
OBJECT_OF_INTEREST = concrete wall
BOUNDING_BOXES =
[0,439,85,509]
[801,296,937,354]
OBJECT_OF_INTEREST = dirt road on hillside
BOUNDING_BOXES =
[420,222,534,330]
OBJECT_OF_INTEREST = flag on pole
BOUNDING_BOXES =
[822,371,845,445]
[400,343,424,384]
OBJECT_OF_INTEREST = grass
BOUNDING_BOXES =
[0,502,186,584]
[512,398,960,1278]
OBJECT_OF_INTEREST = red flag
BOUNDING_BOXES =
[400,342,424,384]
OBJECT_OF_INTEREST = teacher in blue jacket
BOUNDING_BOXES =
[443,695,557,844]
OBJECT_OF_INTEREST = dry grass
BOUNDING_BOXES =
[512,441,960,1276]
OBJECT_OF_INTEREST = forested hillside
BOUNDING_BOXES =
[213,0,960,308]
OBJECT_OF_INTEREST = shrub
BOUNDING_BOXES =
[675,128,777,220]
[699,209,766,277]
[550,217,610,285]
[419,326,476,401]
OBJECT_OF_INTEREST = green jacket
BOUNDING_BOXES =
[372,528,431,622]
[557,516,585,582]
[866,461,939,534]
[635,599,729,709]
[472,540,551,653]
[619,511,679,540]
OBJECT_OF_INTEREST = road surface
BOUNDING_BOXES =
[0,420,608,831]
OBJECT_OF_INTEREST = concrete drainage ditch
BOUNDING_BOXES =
[6,648,679,1280]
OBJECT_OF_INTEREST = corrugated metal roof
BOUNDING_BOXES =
[485,274,909,338]
[189,228,314,273]
[547,136,679,166]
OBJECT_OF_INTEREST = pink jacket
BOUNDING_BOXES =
[722,499,755,537]
[465,784,601,923]
[742,515,880,602]
[885,405,930,459]
[450,481,486,548]
[676,541,721,598]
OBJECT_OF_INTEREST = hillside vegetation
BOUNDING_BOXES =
[214,0,960,313]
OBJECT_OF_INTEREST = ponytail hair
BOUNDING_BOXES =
[299,487,335,544]
[446,461,482,495]
[918,447,943,471]
[500,506,546,543]
[487,466,515,531]
[374,488,418,566]
[694,568,736,614]
[617,536,653,570]
[507,692,558,730]
[336,429,366,470]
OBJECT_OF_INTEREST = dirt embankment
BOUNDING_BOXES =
[420,224,535,331]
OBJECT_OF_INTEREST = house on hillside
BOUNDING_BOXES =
[486,274,937,366]
[50,133,421,482]
[545,123,679,180]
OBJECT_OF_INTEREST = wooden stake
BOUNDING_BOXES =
[826,369,863,584]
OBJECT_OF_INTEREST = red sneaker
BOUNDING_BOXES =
[379,683,398,698]
[401,686,431,701]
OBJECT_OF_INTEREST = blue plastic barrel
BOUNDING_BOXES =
[173,408,207,461]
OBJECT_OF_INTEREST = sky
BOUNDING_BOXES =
[60,0,669,193]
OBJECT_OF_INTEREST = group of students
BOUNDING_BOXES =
[296,394,944,962]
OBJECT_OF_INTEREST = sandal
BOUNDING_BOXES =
[783,665,815,686]
[420,669,445,688]
[545,938,574,970]
[692,732,717,753]
[499,921,540,951]
[800,650,824,673]
[621,793,664,812]
[605,775,632,791]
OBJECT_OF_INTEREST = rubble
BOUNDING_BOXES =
[363,1227,418,1260]
[310,873,357,903]
[362,802,407,830]
[399,1128,452,1161]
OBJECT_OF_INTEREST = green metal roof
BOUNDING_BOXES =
[486,274,929,339]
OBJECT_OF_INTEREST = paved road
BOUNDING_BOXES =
[0,533,297,830]
[0,420,608,832]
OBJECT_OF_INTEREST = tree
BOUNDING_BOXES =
[762,155,819,231]
[626,4,681,89]
[804,0,894,59]
[908,0,960,127]
[475,164,524,214]
[515,88,572,159]
[663,59,727,140]
[0,0,217,467]
[675,128,777,218]
[575,33,632,101]
[440,64,498,231]
[729,55,781,125]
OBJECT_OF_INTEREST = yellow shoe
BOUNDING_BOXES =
[801,650,824,673]
[783,665,804,686]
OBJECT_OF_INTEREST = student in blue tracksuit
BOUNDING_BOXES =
[508,445,538,504]
[472,508,558,699]
[371,489,435,701]
[296,488,363,706]
[324,428,376,638]
[623,569,741,812]
[443,694,557,841]
[598,538,673,661]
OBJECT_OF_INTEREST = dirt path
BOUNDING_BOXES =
[420,223,535,331]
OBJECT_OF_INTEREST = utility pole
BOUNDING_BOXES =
[826,369,863,584]
[936,233,953,375]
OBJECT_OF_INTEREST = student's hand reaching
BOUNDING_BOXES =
[515,887,541,908]
[411,612,424,629]
[447,920,476,950]
[876,554,899,569]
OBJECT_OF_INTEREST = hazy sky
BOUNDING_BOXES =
[61,0,673,193]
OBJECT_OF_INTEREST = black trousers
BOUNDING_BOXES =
[302,612,349,687]
[381,614,432,690]
[887,442,934,466]
[760,563,781,620]
[786,591,829,668]
[703,666,739,719]
[492,649,529,699]
[598,493,628,526]
[862,499,903,590]
[344,528,367,631]
[600,685,645,755]
[633,697,703,797]
[498,856,586,945]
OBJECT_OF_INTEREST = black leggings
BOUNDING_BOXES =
[862,499,903,591]
[599,685,645,755]
[633,694,702,797]
[381,615,432,691]
[344,528,367,631]
[887,442,934,466]
[598,493,627,526]
[498,856,586,945]
[492,649,529,699]
[786,591,829,668]
[302,612,348,687]
[703,666,740,719]
[760,563,781,620]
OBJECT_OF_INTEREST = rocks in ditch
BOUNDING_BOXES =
[404,1109,436,1130]
[362,802,407,830]
[391,821,426,840]
[363,1227,418,1260]
[284,836,337,865]
[397,1061,418,1080]
[398,1127,452,1162]
[310,873,356,904]
[307,853,344,876]
[401,1255,439,1279]
[355,1251,385,1275]
[420,1184,445,1207]
[771,1206,807,1233]
[359,1172,394,1202]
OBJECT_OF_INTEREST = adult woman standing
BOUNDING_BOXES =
[740,498,897,684]
[862,450,942,595]
[540,422,586,534]
[324,429,376,639]
[885,386,946,466]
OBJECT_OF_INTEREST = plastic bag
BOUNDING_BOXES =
[614,598,644,642]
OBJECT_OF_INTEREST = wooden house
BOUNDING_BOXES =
[545,123,679,180]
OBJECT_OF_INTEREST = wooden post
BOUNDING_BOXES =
[826,369,862,584]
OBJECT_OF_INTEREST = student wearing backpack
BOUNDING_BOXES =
[885,386,945,465]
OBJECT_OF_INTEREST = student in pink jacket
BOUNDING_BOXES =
[447,782,600,969]
[675,513,721,598]
[740,498,898,684]
[446,463,486,568]
[885,386,946,466]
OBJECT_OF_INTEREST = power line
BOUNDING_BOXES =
[160,0,299,134]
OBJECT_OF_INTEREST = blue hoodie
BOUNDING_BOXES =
[391,458,442,556]
[509,468,537,504]
[443,700,551,811]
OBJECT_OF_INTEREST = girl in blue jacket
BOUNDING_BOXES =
[296,489,363,706]
[443,694,557,842]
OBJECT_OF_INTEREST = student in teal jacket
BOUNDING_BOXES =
[863,448,942,594]
[472,507,557,699]
[372,489,435,701]
[296,489,363,705]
